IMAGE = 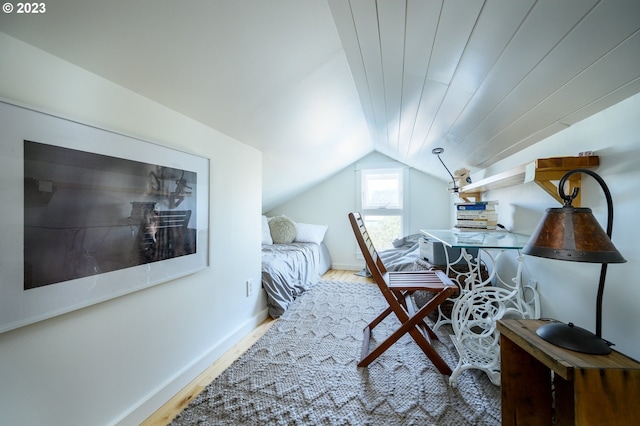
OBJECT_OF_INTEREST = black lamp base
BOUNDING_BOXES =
[536,322,612,355]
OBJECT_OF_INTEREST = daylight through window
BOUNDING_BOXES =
[360,168,404,250]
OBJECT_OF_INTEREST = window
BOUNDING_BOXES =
[361,169,403,210]
[359,167,405,251]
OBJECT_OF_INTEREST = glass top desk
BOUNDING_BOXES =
[420,229,540,387]
[418,228,538,323]
[420,229,530,250]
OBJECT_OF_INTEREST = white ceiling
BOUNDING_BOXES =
[2,0,639,211]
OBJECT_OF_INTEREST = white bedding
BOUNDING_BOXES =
[356,234,422,277]
[261,242,331,318]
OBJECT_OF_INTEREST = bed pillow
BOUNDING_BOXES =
[261,215,273,245]
[268,215,297,244]
[294,223,328,244]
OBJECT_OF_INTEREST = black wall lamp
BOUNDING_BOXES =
[522,169,626,354]
[432,147,458,193]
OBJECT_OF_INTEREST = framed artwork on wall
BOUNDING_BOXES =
[0,99,210,333]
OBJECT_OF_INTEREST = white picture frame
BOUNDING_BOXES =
[0,100,210,333]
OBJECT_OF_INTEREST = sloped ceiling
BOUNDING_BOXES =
[1,1,639,211]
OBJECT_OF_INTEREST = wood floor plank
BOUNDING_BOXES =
[322,268,374,283]
[141,270,370,425]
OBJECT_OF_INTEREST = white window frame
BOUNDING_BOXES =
[355,164,408,256]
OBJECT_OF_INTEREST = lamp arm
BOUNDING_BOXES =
[595,264,608,338]
[559,168,615,338]
[558,168,614,236]
[436,154,458,193]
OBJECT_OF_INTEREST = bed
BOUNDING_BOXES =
[261,215,332,318]
[356,233,423,277]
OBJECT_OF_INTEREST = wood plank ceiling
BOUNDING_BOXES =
[0,1,639,210]
[329,0,640,175]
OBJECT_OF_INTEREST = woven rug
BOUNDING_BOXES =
[170,281,500,425]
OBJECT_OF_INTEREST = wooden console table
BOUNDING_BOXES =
[498,319,640,425]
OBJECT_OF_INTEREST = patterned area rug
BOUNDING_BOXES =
[170,281,500,425]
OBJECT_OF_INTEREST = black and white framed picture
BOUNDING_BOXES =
[0,100,210,333]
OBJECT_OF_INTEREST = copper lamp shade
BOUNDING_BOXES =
[524,205,625,264]
[522,169,626,355]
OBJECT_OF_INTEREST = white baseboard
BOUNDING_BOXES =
[330,262,363,271]
[114,307,269,426]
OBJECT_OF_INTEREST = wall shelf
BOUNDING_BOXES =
[457,156,599,206]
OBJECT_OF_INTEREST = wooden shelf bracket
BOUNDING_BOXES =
[458,156,599,207]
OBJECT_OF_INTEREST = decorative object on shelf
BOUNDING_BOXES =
[453,168,472,188]
[523,169,626,354]
[432,147,459,193]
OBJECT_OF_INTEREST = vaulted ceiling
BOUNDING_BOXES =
[1,1,639,211]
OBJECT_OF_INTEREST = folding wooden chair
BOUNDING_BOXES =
[348,212,459,375]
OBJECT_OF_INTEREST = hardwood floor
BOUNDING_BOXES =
[320,268,375,283]
[141,269,372,425]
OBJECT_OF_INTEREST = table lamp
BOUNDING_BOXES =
[522,168,626,355]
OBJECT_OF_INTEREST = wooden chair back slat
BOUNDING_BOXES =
[349,212,391,295]
[348,212,456,375]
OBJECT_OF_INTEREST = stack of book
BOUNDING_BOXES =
[455,201,498,230]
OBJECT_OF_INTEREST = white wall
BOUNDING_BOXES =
[0,33,267,425]
[477,93,640,360]
[267,151,452,270]
[268,96,640,361]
